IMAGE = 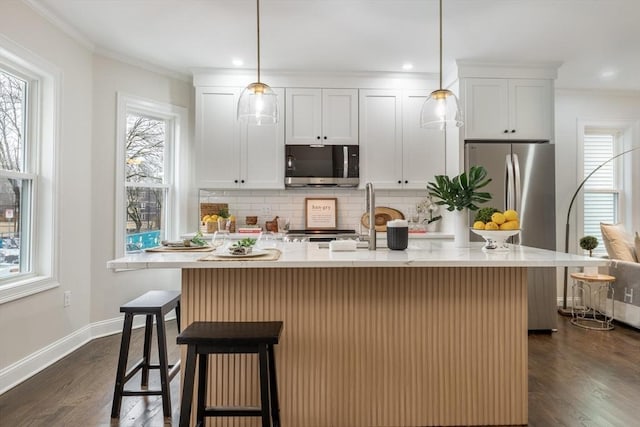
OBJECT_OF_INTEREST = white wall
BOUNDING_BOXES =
[555,89,640,297]
[0,1,195,391]
[90,56,193,323]
[0,1,93,368]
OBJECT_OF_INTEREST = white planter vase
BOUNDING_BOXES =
[453,210,469,247]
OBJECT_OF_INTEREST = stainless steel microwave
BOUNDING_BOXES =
[285,145,359,187]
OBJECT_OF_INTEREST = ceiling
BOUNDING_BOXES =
[27,0,640,90]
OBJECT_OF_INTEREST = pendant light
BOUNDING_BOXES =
[237,0,278,125]
[420,0,463,129]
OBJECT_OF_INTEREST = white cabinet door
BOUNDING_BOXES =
[359,90,403,189]
[240,88,285,189]
[196,87,241,188]
[464,78,510,140]
[464,78,554,141]
[402,91,446,189]
[509,79,553,140]
[285,88,322,145]
[322,89,358,145]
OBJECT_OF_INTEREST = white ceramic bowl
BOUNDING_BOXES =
[470,228,521,251]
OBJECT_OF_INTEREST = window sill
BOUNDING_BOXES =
[0,275,59,305]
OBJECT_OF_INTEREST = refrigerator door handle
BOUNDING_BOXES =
[513,153,521,212]
[512,153,522,245]
[505,154,514,210]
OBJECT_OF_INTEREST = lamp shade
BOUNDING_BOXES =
[237,82,278,125]
[420,89,463,129]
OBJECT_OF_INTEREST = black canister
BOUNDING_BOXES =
[387,219,409,250]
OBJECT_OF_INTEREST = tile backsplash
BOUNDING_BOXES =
[199,188,449,232]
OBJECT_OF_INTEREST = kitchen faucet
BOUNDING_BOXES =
[365,182,376,250]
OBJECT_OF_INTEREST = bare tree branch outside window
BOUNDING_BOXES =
[0,70,27,270]
[125,114,165,235]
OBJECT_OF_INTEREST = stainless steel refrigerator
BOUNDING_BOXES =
[465,142,557,331]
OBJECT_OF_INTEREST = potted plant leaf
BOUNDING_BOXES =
[427,165,493,245]
[579,235,598,257]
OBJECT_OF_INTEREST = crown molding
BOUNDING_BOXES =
[94,47,192,83]
[555,87,640,97]
[192,68,440,90]
[456,59,562,80]
[22,0,95,51]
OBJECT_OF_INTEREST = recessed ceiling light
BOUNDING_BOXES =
[232,58,244,67]
[600,68,618,80]
[402,63,414,71]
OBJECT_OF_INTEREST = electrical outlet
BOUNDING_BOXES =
[64,291,71,307]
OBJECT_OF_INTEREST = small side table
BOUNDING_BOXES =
[570,272,615,330]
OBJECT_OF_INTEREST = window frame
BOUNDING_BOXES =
[577,119,636,255]
[0,37,60,304]
[115,93,188,259]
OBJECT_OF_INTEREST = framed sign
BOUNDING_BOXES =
[305,198,337,229]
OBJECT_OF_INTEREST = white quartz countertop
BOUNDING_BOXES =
[107,241,607,270]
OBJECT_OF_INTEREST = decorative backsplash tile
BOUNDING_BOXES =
[199,188,431,232]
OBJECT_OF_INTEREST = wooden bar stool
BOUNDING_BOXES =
[111,290,181,419]
[177,321,283,427]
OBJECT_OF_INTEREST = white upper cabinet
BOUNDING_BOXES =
[196,86,284,189]
[286,88,358,145]
[360,90,446,190]
[402,91,446,188]
[464,78,553,140]
[359,90,403,189]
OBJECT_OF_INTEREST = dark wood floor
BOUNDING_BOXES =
[1,315,639,427]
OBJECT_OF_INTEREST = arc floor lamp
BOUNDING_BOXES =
[560,145,640,314]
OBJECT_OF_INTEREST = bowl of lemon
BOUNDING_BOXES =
[471,209,520,251]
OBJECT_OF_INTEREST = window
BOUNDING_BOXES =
[0,69,31,278]
[116,95,188,257]
[582,131,620,257]
[0,39,58,303]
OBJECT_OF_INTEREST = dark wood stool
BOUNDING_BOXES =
[111,290,181,419]
[177,321,283,427]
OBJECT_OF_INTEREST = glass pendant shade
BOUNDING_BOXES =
[420,89,463,129]
[238,82,278,125]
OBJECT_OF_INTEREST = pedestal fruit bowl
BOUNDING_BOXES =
[470,228,520,251]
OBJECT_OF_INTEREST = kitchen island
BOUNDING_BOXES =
[108,242,605,427]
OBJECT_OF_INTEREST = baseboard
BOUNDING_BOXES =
[0,313,176,395]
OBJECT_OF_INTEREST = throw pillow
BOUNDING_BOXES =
[635,232,640,262]
[600,223,636,262]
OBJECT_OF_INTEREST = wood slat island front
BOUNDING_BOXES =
[108,241,605,426]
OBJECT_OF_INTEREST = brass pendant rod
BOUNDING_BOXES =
[438,0,443,90]
[256,0,261,83]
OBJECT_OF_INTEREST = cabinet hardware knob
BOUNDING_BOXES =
[405,180,408,184]
[511,129,516,133]
[504,129,509,133]
[241,180,245,183]
[323,136,327,140]
[234,179,239,183]
[317,136,321,140]
[398,180,402,184]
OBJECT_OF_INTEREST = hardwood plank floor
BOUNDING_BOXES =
[0,315,638,427]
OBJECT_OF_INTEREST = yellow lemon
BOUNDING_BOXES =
[473,221,485,230]
[229,215,236,221]
[504,209,518,221]
[491,212,506,225]
[500,220,519,230]
[202,215,211,222]
[485,221,499,230]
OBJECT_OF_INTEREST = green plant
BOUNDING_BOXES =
[217,207,229,218]
[231,237,257,248]
[474,207,500,223]
[579,235,598,257]
[427,166,493,212]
